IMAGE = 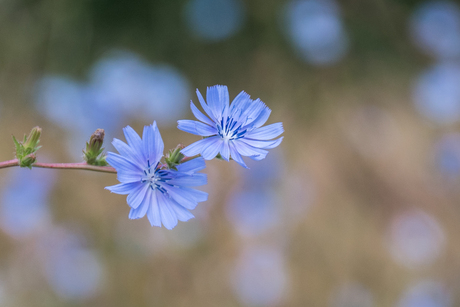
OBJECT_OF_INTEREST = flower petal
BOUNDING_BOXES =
[181,137,218,157]
[206,85,226,120]
[123,126,145,160]
[107,152,142,183]
[116,171,142,184]
[229,142,249,169]
[240,137,283,149]
[190,101,215,126]
[167,173,207,187]
[176,157,206,173]
[147,190,161,227]
[169,199,195,222]
[245,123,284,140]
[220,142,230,161]
[250,105,271,128]
[232,140,268,159]
[201,137,224,160]
[177,187,208,203]
[177,120,218,136]
[218,85,230,118]
[107,152,143,175]
[157,193,178,230]
[161,184,198,210]
[196,89,216,121]
[142,121,163,166]
[152,122,164,163]
[128,188,151,219]
[126,183,149,209]
[230,91,251,118]
[112,138,144,167]
[240,99,268,128]
[105,182,142,195]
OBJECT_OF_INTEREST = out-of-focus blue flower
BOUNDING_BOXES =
[413,63,460,124]
[34,76,87,131]
[184,0,245,41]
[397,280,451,307]
[386,210,445,269]
[434,133,460,177]
[89,51,191,125]
[226,189,280,237]
[39,227,104,300]
[238,148,284,189]
[231,246,289,306]
[284,0,349,65]
[106,122,208,229]
[179,85,284,168]
[34,75,124,160]
[329,282,374,307]
[410,1,460,60]
[34,76,123,134]
[0,168,54,239]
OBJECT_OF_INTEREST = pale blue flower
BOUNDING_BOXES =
[178,85,283,168]
[105,122,208,229]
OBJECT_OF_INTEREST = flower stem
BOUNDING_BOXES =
[0,159,116,174]
[0,159,20,168]
[34,162,117,173]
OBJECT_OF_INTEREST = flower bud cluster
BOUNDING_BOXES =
[13,126,42,169]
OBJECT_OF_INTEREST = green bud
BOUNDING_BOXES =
[20,153,36,169]
[23,126,42,152]
[165,144,185,170]
[84,129,108,166]
[87,129,105,154]
[12,126,42,168]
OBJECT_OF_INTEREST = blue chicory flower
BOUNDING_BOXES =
[178,85,283,168]
[105,122,208,229]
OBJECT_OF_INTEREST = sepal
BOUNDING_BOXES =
[165,144,185,170]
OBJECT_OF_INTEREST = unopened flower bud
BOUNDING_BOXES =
[12,126,42,168]
[84,129,108,166]
[23,126,42,152]
[88,129,105,153]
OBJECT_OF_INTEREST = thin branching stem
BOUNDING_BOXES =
[0,159,116,174]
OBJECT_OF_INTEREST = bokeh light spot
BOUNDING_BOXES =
[231,246,289,306]
[184,0,246,41]
[413,63,460,124]
[387,210,445,269]
[284,0,349,65]
[410,1,460,59]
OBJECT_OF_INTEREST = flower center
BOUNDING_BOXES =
[217,117,247,141]
[140,161,170,192]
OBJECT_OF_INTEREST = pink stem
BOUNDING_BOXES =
[0,159,116,174]
[0,159,19,168]
[33,162,117,173]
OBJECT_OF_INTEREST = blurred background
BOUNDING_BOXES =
[0,0,459,306]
